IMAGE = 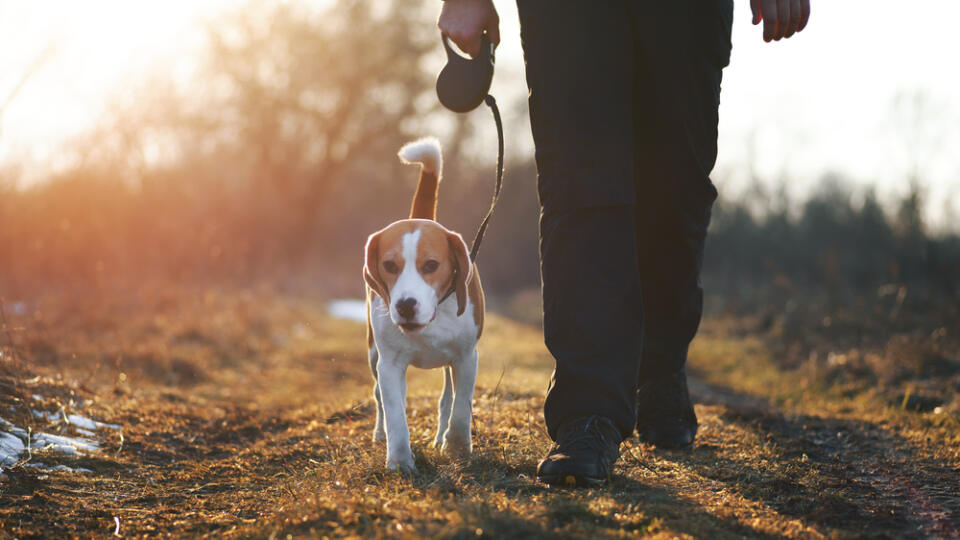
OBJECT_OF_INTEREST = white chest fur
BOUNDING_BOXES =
[369,294,477,369]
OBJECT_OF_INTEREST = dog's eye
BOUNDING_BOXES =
[421,260,439,274]
[383,261,399,274]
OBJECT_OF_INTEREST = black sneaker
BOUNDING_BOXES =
[536,416,621,487]
[636,368,698,449]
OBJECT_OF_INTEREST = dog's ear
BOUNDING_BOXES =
[364,232,390,304]
[446,231,473,316]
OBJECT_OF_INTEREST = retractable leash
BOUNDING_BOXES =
[436,33,504,263]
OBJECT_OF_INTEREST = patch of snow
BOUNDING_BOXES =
[32,409,122,431]
[66,413,121,431]
[55,464,93,473]
[1,424,26,439]
[3,399,121,473]
[0,417,27,436]
[328,299,367,323]
[1,431,26,466]
[33,409,60,422]
[33,432,99,454]
[24,463,93,474]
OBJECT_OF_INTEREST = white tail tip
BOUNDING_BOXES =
[398,137,442,177]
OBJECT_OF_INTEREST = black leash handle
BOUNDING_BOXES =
[434,31,502,264]
[468,94,504,263]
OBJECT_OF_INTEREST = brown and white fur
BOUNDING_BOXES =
[364,138,484,473]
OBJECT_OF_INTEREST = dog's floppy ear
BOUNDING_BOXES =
[446,231,473,316]
[364,232,390,304]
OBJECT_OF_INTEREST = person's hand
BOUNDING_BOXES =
[438,0,500,58]
[751,0,810,42]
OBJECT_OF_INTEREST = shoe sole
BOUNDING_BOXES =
[536,473,607,488]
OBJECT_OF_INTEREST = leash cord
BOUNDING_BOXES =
[468,94,504,263]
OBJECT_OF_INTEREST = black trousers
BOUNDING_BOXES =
[517,0,733,440]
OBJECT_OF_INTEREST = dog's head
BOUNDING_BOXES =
[364,219,472,333]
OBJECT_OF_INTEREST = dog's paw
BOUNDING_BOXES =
[385,452,417,474]
[441,432,472,459]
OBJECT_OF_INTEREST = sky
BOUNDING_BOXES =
[1,0,958,228]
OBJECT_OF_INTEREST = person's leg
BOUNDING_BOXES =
[628,0,733,447]
[517,0,642,444]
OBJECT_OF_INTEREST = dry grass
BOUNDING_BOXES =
[1,288,959,538]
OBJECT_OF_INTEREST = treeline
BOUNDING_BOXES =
[3,155,956,304]
[706,179,960,304]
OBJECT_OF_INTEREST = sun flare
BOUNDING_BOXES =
[0,0,237,168]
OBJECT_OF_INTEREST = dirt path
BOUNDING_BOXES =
[2,291,958,538]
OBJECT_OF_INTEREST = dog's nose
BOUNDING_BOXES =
[395,297,418,319]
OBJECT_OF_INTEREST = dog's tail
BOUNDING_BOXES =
[398,137,442,221]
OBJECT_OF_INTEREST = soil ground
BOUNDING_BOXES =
[1,288,959,538]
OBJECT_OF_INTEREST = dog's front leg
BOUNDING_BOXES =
[376,359,417,473]
[442,349,478,458]
[434,366,454,448]
[369,346,386,442]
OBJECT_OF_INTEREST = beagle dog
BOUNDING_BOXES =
[364,138,484,473]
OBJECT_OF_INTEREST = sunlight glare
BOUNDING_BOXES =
[0,0,238,172]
